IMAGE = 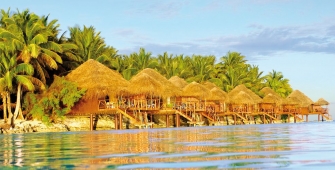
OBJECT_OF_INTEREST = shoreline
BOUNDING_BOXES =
[1,116,329,135]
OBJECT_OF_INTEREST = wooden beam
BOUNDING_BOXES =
[234,114,236,125]
[115,115,118,130]
[119,112,122,130]
[90,114,93,131]
[166,115,169,128]
[306,114,308,122]
[318,114,320,122]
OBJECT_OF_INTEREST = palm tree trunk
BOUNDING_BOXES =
[6,93,13,125]
[2,93,7,123]
[13,83,22,122]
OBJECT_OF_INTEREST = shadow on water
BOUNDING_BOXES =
[0,122,334,169]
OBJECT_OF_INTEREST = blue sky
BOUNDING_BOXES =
[2,0,335,115]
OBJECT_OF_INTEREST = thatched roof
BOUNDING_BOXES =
[182,82,210,98]
[202,81,218,90]
[287,90,313,107]
[262,93,283,105]
[228,84,262,103]
[283,96,301,105]
[229,91,254,104]
[128,73,164,96]
[260,87,282,98]
[137,68,182,97]
[168,76,188,89]
[208,87,228,101]
[66,59,129,99]
[314,98,329,106]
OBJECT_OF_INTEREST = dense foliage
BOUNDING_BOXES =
[0,9,293,124]
[23,76,85,123]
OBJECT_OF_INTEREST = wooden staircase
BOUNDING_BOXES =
[320,113,332,121]
[175,110,193,122]
[116,108,139,124]
[234,113,249,124]
[200,112,215,122]
[288,113,303,122]
[263,112,278,122]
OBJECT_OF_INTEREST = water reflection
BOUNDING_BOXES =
[0,122,334,169]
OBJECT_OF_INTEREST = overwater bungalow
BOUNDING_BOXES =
[227,91,254,124]
[178,82,210,126]
[64,60,331,131]
[312,98,332,121]
[168,76,188,89]
[65,59,130,130]
[206,87,228,125]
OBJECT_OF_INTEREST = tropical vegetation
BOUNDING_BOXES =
[0,9,293,124]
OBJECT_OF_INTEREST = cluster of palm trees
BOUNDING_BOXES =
[0,9,293,124]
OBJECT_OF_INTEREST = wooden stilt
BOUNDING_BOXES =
[294,113,296,123]
[306,114,308,122]
[115,115,118,130]
[176,113,180,127]
[119,113,122,130]
[234,114,236,125]
[288,114,291,123]
[90,114,93,131]
[318,114,320,122]
[166,115,169,128]
[263,114,266,124]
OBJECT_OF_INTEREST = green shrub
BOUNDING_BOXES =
[23,76,86,123]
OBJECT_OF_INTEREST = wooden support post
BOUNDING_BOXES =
[234,114,236,125]
[288,114,290,123]
[177,113,180,127]
[166,115,169,128]
[115,115,118,130]
[294,113,296,123]
[318,114,320,122]
[306,114,308,122]
[119,113,122,130]
[263,114,265,124]
[90,114,93,131]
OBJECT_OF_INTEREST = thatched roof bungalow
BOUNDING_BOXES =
[228,84,262,104]
[262,93,283,105]
[137,68,182,97]
[66,59,130,115]
[168,76,188,89]
[202,81,218,90]
[182,82,210,99]
[314,98,329,106]
[287,90,313,107]
[260,87,282,98]
[127,73,164,96]
[208,87,228,102]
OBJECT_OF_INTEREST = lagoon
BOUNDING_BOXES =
[1,122,335,169]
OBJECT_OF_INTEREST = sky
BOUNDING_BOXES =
[2,0,335,117]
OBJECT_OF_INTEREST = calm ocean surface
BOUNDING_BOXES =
[1,122,335,169]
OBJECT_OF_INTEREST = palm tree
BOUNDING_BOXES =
[0,50,35,125]
[68,25,118,67]
[264,70,292,97]
[157,52,174,78]
[213,52,249,92]
[0,9,63,84]
[245,65,265,95]
[187,55,216,83]
[130,48,158,71]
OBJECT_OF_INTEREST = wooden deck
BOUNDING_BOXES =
[67,99,332,131]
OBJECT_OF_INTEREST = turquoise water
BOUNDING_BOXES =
[1,122,335,169]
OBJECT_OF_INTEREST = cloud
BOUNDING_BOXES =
[113,28,150,41]
[118,21,335,61]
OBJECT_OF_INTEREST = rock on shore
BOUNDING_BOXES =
[0,115,117,134]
